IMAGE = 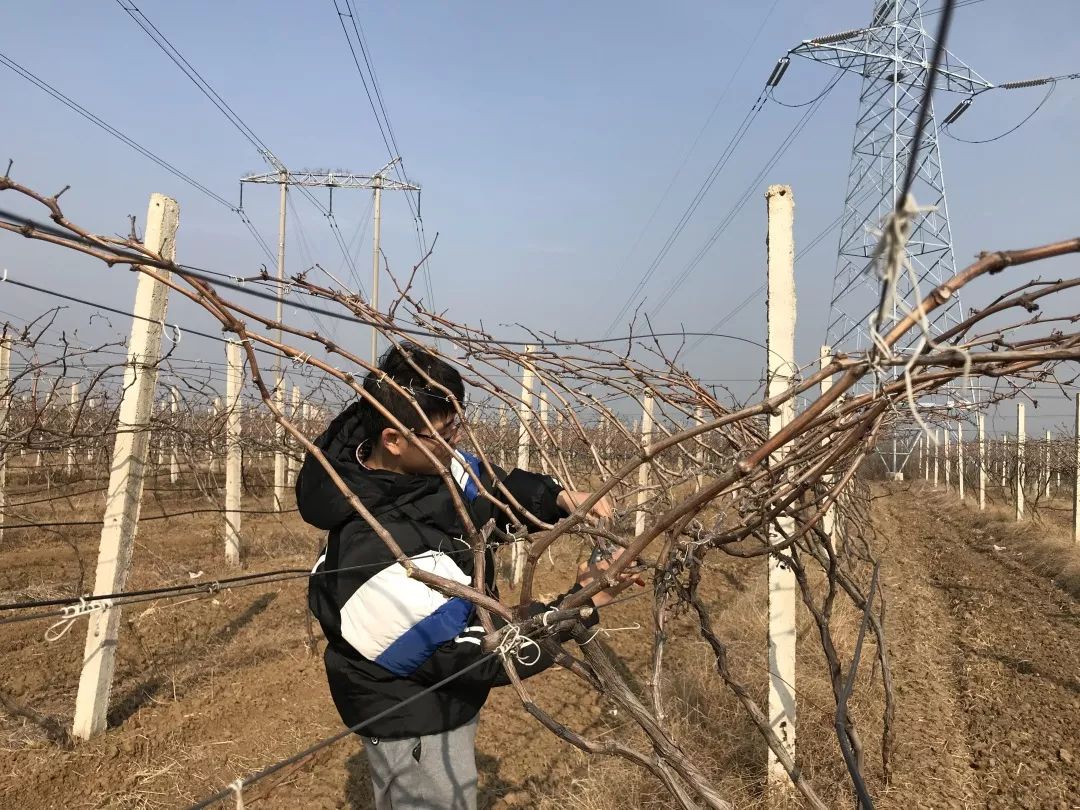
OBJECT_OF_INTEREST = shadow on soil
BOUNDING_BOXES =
[107,592,278,727]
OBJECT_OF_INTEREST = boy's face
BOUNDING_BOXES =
[380,413,462,475]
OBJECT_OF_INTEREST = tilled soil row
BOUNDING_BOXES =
[874,485,1079,810]
[0,484,1076,808]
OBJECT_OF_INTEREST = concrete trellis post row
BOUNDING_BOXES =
[209,397,221,476]
[272,383,286,513]
[287,384,301,488]
[538,389,550,475]
[928,432,937,488]
[169,386,180,484]
[1072,393,1079,543]
[977,412,986,511]
[819,345,838,552]
[943,428,951,490]
[957,422,964,501]
[1043,430,1051,498]
[225,340,244,566]
[1000,436,1008,492]
[635,395,655,538]
[1015,403,1026,521]
[765,184,797,795]
[73,193,178,740]
[511,346,535,586]
[693,405,706,490]
[66,380,78,475]
[0,333,10,545]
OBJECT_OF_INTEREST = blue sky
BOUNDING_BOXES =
[2,1,1078,434]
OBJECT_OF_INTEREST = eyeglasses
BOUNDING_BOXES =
[414,417,462,444]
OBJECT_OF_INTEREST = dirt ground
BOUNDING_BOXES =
[0,476,1077,809]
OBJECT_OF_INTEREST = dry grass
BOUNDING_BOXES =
[531,540,890,810]
[930,488,1080,598]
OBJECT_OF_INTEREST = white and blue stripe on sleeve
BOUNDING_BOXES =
[450,452,482,502]
[338,550,476,676]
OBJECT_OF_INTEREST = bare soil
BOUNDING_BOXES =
[0,478,1077,808]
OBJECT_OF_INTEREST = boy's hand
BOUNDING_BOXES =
[576,547,644,608]
[557,490,614,523]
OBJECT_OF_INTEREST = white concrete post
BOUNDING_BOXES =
[765,184,797,791]
[538,388,551,475]
[933,429,940,487]
[209,396,221,476]
[169,386,180,484]
[225,341,243,565]
[498,405,510,470]
[0,333,10,545]
[1000,436,1008,491]
[86,398,97,464]
[511,346,535,586]
[957,421,965,501]
[977,412,986,511]
[272,383,286,512]
[694,405,706,490]
[73,193,178,740]
[1071,393,1079,543]
[155,400,165,470]
[1044,430,1052,498]
[819,345,837,549]
[287,384,301,488]
[66,380,79,475]
[1015,403,1025,521]
[941,432,950,488]
[635,395,655,538]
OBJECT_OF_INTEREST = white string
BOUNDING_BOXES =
[229,778,245,809]
[161,321,182,345]
[579,622,643,646]
[44,597,111,642]
[866,193,978,446]
[494,624,542,667]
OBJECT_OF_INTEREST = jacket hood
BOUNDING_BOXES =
[294,402,453,531]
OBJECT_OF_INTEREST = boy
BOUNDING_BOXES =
[297,343,629,810]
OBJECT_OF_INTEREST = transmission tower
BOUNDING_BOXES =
[240,159,418,509]
[775,0,1052,476]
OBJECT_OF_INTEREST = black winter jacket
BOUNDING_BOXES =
[298,402,592,739]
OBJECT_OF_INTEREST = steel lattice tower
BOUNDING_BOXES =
[783,0,993,473]
[794,0,992,352]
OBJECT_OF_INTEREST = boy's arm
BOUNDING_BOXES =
[407,586,599,688]
[457,451,612,530]
[405,552,636,689]
[498,467,568,528]
[454,451,566,531]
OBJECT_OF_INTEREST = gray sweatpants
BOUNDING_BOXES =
[362,715,479,810]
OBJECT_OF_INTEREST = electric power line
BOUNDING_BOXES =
[943,79,1060,144]
[685,183,870,356]
[1,205,770,351]
[115,0,380,289]
[600,86,773,338]
[603,0,784,332]
[332,0,436,309]
[650,73,843,318]
[922,0,987,17]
